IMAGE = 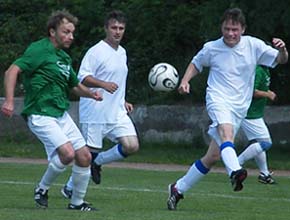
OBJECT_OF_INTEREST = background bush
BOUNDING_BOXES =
[0,0,289,104]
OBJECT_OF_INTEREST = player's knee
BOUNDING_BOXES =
[260,141,272,151]
[74,146,92,167]
[58,143,75,165]
[123,142,139,155]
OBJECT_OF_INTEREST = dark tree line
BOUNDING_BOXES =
[1,0,289,105]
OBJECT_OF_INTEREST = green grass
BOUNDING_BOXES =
[0,162,290,220]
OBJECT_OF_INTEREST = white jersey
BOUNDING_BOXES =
[78,40,128,123]
[192,36,279,118]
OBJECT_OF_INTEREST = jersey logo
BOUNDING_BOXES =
[57,61,71,79]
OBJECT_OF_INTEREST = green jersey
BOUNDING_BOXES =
[14,38,79,118]
[246,66,270,119]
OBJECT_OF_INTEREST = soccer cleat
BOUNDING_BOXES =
[258,172,276,184]
[61,185,73,199]
[34,186,48,208]
[68,202,97,211]
[91,162,102,184]
[230,168,247,192]
[167,183,184,210]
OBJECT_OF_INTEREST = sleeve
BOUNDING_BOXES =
[191,43,211,73]
[254,38,279,68]
[13,43,45,74]
[78,48,101,82]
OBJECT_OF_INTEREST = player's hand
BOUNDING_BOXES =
[272,38,286,51]
[103,82,118,94]
[1,100,14,117]
[92,90,103,101]
[268,90,277,101]
[125,101,133,113]
[178,81,190,94]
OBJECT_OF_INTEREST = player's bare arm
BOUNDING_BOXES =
[1,64,22,117]
[178,63,199,94]
[272,38,288,64]
[82,75,118,94]
[72,83,103,101]
[253,89,276,101]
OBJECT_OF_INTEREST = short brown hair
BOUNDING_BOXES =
[221,8,246,28]
[46,9,78,36]
[104,10,127,27]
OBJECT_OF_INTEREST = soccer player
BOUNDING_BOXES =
[1,10,103,211]
[239,65,277,184]
[167,8,288,210]
[61,10,139,198]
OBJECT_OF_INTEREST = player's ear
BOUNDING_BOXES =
[241,26,246,34]
[49,28,56,37]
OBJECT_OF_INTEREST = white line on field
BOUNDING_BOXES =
[1,180,290,203]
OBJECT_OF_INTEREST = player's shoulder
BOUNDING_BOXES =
[241,35,265,45]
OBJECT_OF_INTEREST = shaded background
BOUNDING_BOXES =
[0,0,289,105]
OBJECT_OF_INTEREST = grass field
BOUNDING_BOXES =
[1,162,290,220]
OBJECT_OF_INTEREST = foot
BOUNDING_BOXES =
[61,185,73,199]
[68,202,97,211]
[230,168,247,191]
[167,183,184,210]
[91,162,102,184]
[258,172,276,184]
[34,186,48,208]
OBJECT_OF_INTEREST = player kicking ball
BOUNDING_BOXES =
[167,7,288,211]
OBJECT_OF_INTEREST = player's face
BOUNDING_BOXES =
[104,19,126,48]
[221,19,245,47]
[50,18,75,49]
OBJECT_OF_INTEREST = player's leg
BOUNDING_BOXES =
[239,118,271,164]
[95,115,139,164]
[54,113,94,211]
[167,140,219,210]
[239,118,275,183]
[60,112,96,211]
[28,114,74,208]
[207,106,247,192]
[255,151,276,184]
[89,116,139,184]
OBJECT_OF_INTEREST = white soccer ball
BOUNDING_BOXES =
[148,63,179,92]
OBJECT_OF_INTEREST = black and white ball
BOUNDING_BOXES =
[148,63,179,92]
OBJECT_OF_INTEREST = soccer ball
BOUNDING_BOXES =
[148,63,179,92]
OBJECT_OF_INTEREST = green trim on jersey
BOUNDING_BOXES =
[246,66,270,119]
[14,38,79,118]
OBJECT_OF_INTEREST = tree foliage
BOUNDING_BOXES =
[0,0,289,104]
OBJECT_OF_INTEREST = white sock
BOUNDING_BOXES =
[238,142,263,165]
[254,151,269,175]
[221,147,241,176]
[176,161,208,194]
[39,155,66,190]
[70,165,90,206]
[65,175,73,190]
[95,144,125,165]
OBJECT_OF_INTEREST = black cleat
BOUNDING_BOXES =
[230,168,247,191]
[91,163,102,184]
[167,183,184,210]
[258,172,276,184]
[61,185,72,199]
[68,202,97,211]
[34,186,48,208]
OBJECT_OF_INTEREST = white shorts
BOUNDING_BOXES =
[207,106,242,146]
[80,114,137,149]
[241,118,271,141]
[27,112,86,161]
